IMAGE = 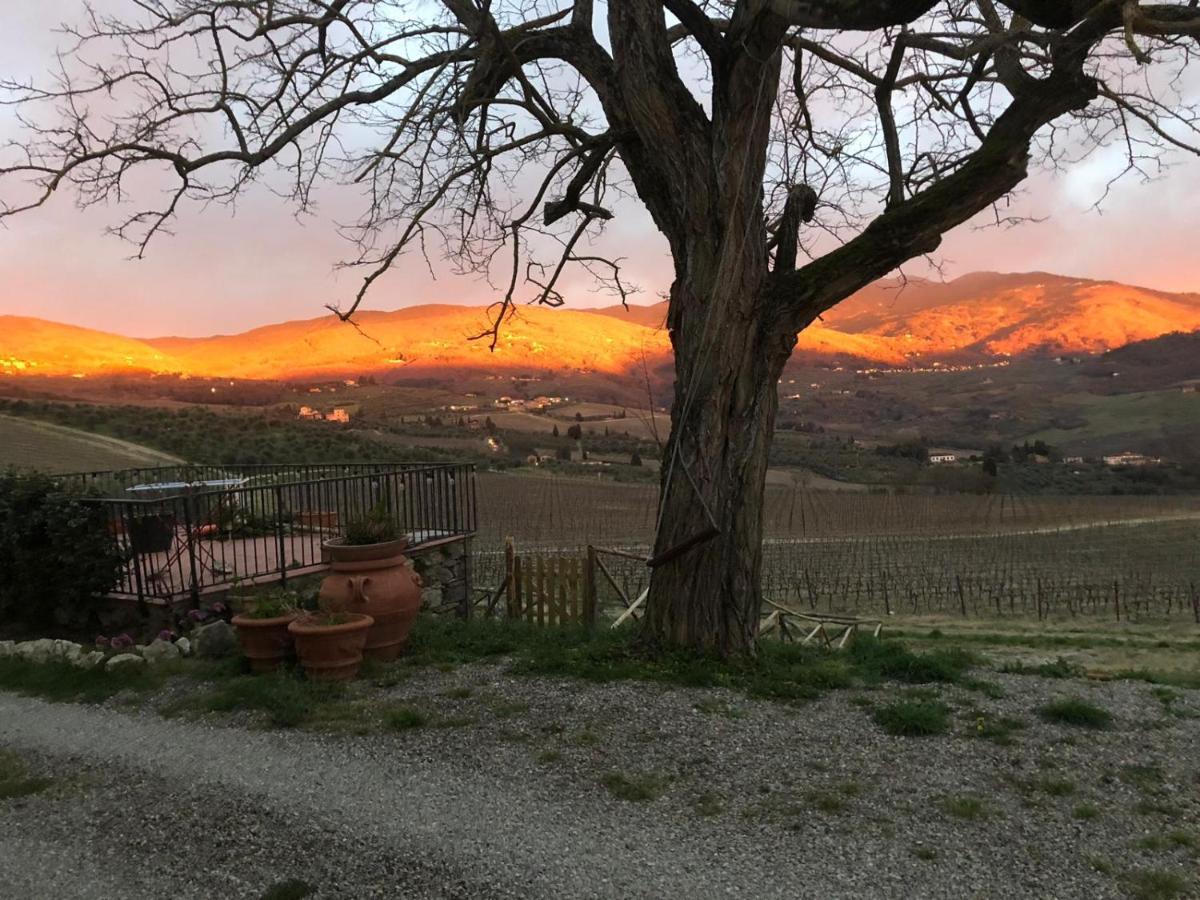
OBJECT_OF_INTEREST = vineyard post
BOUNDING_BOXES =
[1113,579,1120,623]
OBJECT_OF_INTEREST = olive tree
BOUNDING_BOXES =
[3,0,1199,653]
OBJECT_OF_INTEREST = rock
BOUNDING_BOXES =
[142,639,182,666]
[73,651,106,670]
[192,620,237,659]
[105,653,146,674]
[445,540,467,560]
[420,587,444,609]
[175,637,192,657]
[52,639,83,662]
[0,640,15,658]
[134,645,147,655]
[425,565,454,585]
[15,638,57,664]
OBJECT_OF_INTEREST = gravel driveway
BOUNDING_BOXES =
[1,667,1198,899]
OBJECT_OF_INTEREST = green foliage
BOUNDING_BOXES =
[938,795,988,820]
[872,700,951,736]
[170,672,344,728]
[236,587,301,620]
[1126,870,1190,900]
[384,706,427,731]
[0,470,124,632]
[402,619,974,706]
[1000,657,1082,679]
[1038,697,1114,729]
[342,502,400,545]
[0,750,54,801]
[0,656,156,703]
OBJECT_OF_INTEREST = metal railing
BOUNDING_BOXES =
[72,462,476,605]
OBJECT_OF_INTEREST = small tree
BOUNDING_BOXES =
[631,451,644,467]
[566,423,583,441]
[552,424,560,438]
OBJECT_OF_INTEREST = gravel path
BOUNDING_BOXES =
[2,668,1199,899]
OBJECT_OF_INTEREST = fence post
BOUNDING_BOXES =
[505,538,518,619]
[182,495,200,608]
[275,485,288,586]
[584,545,597,627]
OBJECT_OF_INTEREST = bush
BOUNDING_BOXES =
[0,471,124,633]
[1038,697,1113,729]
[872,699,951,736]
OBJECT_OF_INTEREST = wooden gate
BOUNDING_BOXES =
[505,541,597,626]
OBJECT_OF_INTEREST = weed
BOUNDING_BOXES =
[1120,765,1165,792]
[600,772,667,802]
[573,730,600,747]
[1126,869,1189,900]
[873,700,950,736]
[489,700,530,719]
[536,749,562,765]
[807,791,849,814]
[1086,854,1115,875]
[912,846,938,861]
[1073,803,1100,820]
[694,698,745,718]
[1038,778,1076,797]
[693,791,724,817]
[444,686,473,699]
[968,711,1026,744]
[168,672,343,728]
[1000,657,1081,679]
[1038,698,1113,729]
[939,795,988,820]
[385,706,427,730]
[0,751,53,801]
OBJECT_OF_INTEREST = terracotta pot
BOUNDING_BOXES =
[287,613,374,681]
[231,612,298,673]
[319,538,422,662]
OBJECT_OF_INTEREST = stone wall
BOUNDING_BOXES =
[408,537,472,616]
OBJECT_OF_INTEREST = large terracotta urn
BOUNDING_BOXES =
[318,538,422,661]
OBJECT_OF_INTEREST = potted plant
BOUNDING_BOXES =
[230,588,300,673]
[318,503,421,662]
[287,605,374,681]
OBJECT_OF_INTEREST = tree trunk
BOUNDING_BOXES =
[644,273,795,656]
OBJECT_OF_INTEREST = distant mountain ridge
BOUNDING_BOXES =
[3,271,1199,381]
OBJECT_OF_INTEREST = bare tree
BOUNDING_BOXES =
[4,1,1200,654]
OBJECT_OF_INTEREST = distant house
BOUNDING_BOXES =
[325,408,350,424]
[1063,456,1085,465]
[297,405,322,420]
[929,453,958,464]
[1103,451,1160,467]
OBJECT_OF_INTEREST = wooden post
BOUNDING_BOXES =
[584,546,598,627]
[505,538,517,619]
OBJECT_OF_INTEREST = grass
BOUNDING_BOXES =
[536,749,562,765]
[872,699,951,736]
[1037,697,1114,729]
[938,795,988,820]
[693,791,724,817]
[0,750,54,801]
[1126,869,1190,900]
[384,706,427,731]
[1000,657,1082,679]
[912,846,938,861]
[1073,803,1100,820]
[600,771,667,802]
[0,656,160,705]
[403,620,974,704]
[165,672,344,728]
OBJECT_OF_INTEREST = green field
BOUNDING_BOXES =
[0,414,181,473]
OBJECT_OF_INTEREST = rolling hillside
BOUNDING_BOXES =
[2,271,1198,382]
[0,415,183,473]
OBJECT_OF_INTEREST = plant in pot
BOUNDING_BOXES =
[230,587,301,673]
[287,599,374,681]
[318,502,421,662]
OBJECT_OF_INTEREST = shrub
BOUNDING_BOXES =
[1038,698,1113,729]
[873,699,951,736]
[342,502,399,546]
[0,471,124,632]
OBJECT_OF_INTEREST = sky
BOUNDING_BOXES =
[1,3,1199,338]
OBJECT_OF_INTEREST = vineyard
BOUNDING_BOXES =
[472,473,1200,623]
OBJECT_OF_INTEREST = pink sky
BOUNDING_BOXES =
[2,4,1198,337]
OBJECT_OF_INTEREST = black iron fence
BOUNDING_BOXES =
[68,462,476,605]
